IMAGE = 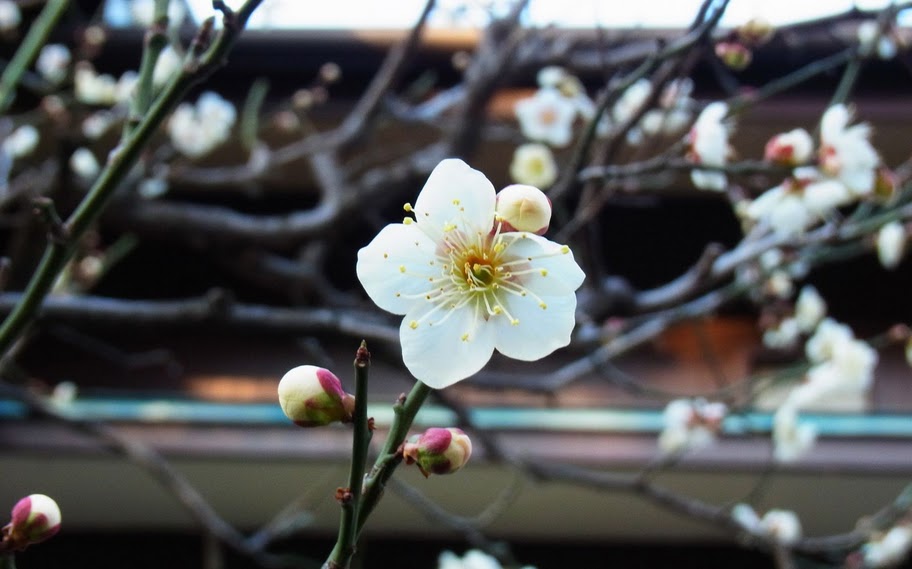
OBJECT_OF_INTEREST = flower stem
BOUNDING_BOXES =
[324,341,373,569]
[0,0,70,115]
[356,380,432,535]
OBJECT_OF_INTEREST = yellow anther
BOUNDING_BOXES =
[493,306,503,314]
[409,321,419,329]
[403,217,413,225]
[539,302,547,309]
[540,269,548,276]
[461,333,469,341]
[510,319,520,326]
[383,253,389,259]
[403,202,413,212]
[443,223,457,232]
[452,199,461,205]
[560,245,570,254]
[399,265,406,273]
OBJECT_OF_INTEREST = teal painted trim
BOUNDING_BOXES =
[1,398,911,437]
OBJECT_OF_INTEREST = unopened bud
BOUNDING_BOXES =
[277,365,355,427]
[495,184,552,234]
[737,17,774,47]
[2,494,61,551]
[873,167,899,203]
[402,427,472,477]
[764,128,813,166]
[715,41,752,71]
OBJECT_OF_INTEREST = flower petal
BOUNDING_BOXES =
[356,222,439,315]
[399,300,496,389]
[492,290,577,360]
[413,159,496,239]
[502,232,586,295]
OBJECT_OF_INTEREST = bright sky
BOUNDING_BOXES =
[182,0,908,30]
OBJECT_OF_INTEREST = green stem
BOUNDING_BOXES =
[355,380,432,535]
[123,0,171,137]
[0,0,264,358]
[324,341,373,569]
[0,0,70,115]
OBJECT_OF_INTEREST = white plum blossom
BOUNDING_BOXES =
[732,504,802,545]
[863,525,912,568]
[763,317,800,349]
[745,167,854,237]
[356,159,585,389]
[819,104,879,196]
[438,549,536,569]
[0,0,20,32]
[877,221,906,270]
[153,46,182,88]
[36,44,71,84]
[131,0,186,29]
[82,110,116,140]
[688,102,731,191]
[70,147,100,180]
[608,78,694,145]
[514,87,577,147]
[509,143,557,188]
[2,124,39,159]
[658,398,727,454]
[764,128,814,166]
[794,285,826,333]
[74,64,119,106]
[857,20,899,60]
[167,91,237,158]
[772,406,817,462]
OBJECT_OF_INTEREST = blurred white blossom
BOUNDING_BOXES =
[130,0,186,29]
[70,147,100,180]
[167,91,237,158]
[795,285,826,333]
[658,398,727,454]
[2,124,39,159]
[514,87,577,148]
[36,44,72,84]
[153,46,182,88]
[509,143,557,188]
[764,128,814,166]
[732,504,803,545]
[819,104,879,196]
[877,221,906,270]
[438,549,536,569]
[688,102,731,191]
[0,0,20,32]
[772,407,817,462]
[864,525,912,568]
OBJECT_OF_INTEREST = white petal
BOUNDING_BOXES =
[492,289,577,361]
[399,300,496,389]
[356,223,439,315]
[501,233,585,295]
[413,159,496,239]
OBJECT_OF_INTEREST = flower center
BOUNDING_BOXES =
[463,253,497,288]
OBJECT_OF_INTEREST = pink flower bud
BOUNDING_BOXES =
[2,494,61,551]
[495,184,552,235]
[715,41,752,71]
[277,365,355,427]
[402,427,472,477]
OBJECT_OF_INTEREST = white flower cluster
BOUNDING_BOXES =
[687,102,732,191]
[167,92,237,158]
[438,549,536,569]
[745,104,880,236]
[658,398,727,454]
[130,0,186,29]
[857,20,903,61]
[772,317,878,462]
[732,504,803,545]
